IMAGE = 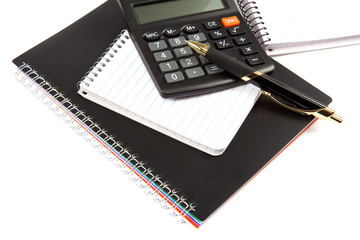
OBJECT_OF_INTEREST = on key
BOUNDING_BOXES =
[221,16,240,28]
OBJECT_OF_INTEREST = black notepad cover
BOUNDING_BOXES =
[13,0,331,224]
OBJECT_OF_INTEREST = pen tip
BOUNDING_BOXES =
[185,40,209,56]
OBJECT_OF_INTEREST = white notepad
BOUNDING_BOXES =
[239,0,360,56]
[78,31,260,156]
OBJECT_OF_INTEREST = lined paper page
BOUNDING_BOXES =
[253,0,360,52]
[79,32,260,155]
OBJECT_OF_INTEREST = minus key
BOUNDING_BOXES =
[246,55,265,66]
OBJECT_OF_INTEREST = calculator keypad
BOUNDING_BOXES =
[142,15,273,95]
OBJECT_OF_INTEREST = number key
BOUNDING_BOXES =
[174,46,193,58]
[179,56,199,68]
[168,36,187,47]
[148,40,167,52]
[159,61,179,73]
[153,50,173,62]
[199,55,211,65]
[188,33,207,42]
[164,71,185,83]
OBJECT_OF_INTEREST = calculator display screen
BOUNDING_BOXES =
[133,0,226,24]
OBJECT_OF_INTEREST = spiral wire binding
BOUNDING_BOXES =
[238,0,271,46]
[78,31,130,89]
[15,31,199,226]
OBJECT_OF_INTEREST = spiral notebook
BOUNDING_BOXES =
[12,0,332,228]
[77,31,260,156]
[239,0,360,55]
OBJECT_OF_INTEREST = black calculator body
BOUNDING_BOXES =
[118,0,274,98]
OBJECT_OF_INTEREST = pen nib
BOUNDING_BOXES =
[186,40,210,56]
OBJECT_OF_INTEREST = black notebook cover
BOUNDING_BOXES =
[13,0,331,228]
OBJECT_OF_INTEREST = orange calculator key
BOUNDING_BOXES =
[221,16,240,28]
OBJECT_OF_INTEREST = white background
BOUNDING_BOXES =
[1,0,359,239]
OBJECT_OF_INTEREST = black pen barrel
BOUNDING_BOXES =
[206,47,326,110]
[255,74,327,109]
[206,47,255,78]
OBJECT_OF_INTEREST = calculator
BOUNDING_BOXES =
[118,0,274,98]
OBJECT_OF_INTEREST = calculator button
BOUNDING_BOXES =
[165,71,185,83]
[209,29,228,40]
[168,36,187,47]
[183,24,199,33]
[199,56,211,65]
[215,38,233,49]
[234,35,252,45]
[221,16,240,28]
[240,45,258,55]
[187,33,207,42]
[163,28,180,37]
[143,31,160,41]
[246,55,265,66]
[205,64,224,75]
[185,67,205,79]
[179,56,199,68]
[174,46,193,58]
[203,20,221,30]
[153,50,174,62]
[228,26,246,36]
[159,61,179,73]
[148,40,167,52]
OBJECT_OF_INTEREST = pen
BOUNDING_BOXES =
[186,40,343,124]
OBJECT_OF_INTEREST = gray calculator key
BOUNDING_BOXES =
[168,36,187,47]
[187,33,207,42]
[174,46,193,58]
[185,67,205,79]
[153,50,173,62]
[159,61,179,73]
[148,40,167,52]
[199,56,210,65]
[179,56,199,68]
[205,64,224,74]
[164,71,185,83]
